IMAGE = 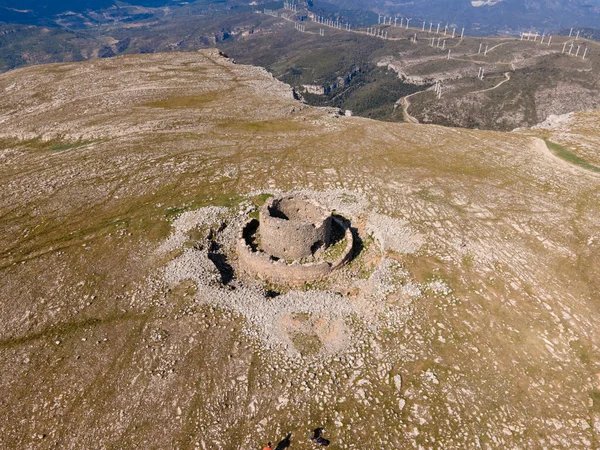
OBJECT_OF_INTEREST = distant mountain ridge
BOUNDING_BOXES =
[318,0,600,34]
[0,0,177,25]
[2,0,599,34]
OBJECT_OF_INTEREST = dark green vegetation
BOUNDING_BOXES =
[544,139,600,173]
[221,28,422,122]
[592,389,600,413]
[302,65,420,121]
[0,25,97,73]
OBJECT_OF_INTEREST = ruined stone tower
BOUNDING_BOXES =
[236,195,354,285]
[259,196,332,261]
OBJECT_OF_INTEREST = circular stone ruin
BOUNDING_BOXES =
[260,196,332,260]
[237,196,354,285]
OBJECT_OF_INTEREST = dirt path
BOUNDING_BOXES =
[469,72,511,94]
[398,91,423,124]
[486,41,511,53]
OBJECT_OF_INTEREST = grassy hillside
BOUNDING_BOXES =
[0,50,599,449]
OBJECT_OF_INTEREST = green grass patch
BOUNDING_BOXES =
[262,280,290,296]
[0,137,20,149]
[569,339,591,364]
[592,389,600,413]
[43,64,73,74]
[300,278,331,291]
[250,193,274,207]
[247,193,274,220]
[544,138,600,173]
[291,312,311,323]
[290,332,322,356]
[322,236,347,261]
[164,193,243,221]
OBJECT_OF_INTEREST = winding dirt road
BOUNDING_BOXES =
[469,72,511,94]
[399,91,423,124]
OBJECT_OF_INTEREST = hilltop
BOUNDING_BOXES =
[1,1,599,131]
[0,50,599,449]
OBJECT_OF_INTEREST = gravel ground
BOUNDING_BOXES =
[366,212,424,255]
[159,190,422,360]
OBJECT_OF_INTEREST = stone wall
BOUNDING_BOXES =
[236,217,354,286]
[259,197,332,261]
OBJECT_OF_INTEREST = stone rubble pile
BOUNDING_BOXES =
[159,189,436,359]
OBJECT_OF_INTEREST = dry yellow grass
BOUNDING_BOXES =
[0,49,599,449]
